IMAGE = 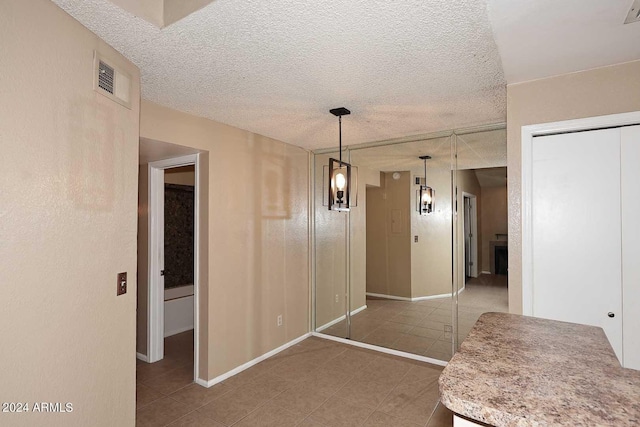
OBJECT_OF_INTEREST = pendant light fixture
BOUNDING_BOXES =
[417,155,435,215]
[327,107,353,212]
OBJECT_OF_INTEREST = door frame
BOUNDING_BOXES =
[521,111,640,315]
[461,192,478,279]
[148,154,200,380]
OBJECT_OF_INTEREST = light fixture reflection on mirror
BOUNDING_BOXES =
[417,155,435,215]
[327,107,355,212]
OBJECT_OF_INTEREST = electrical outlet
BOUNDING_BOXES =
[277,315,283,327]
[444,324,453,339]
[335,294,339,303]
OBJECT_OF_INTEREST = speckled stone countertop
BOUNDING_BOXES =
[439,312,640,426]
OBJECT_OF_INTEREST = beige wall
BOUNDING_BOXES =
[314,153,348,328]
[480,185,507,273]
[366,172,412,298]
[507,60,640,314]
[165,165,195,185]
[455,170,481,291]
[411,153,454,298]
[349,166,379,311]
[0,1,140,425]
[140,101,309,380]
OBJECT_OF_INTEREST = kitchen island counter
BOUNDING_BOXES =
[439,312,640,426]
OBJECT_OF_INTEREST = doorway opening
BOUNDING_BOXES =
[148,155,199,375]
[462,192,478,284]
[136,139,203,385]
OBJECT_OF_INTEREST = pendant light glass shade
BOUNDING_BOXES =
[328,158,351,211]
[419,185,435,214]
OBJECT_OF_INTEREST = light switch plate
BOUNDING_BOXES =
[117,272,127,296]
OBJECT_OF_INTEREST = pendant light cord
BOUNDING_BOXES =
[339,115,342,164]
[424,158,427,184]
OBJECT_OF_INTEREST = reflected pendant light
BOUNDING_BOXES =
[328,107,352,212]
[418,155,435,215]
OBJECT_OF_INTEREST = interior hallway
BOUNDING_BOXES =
[322,274,508,361]
[136,334,452,426]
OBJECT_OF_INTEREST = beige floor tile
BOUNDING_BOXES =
[362,411,423,427]
[422,350,451,361]
[419,319,447,332]
[233,402,304,427]
[426,402,453,427]
[137,358,191,384]
[136,396,192,427]
[361,328,401,347]
[407,326,443,340]
[268,357,317,382]
[269,382,331,416]
[309,396,375,427]
[335,376,397,409]
[196,385,273,426]
[428,340,453,356]
[362,356,414,385]
[326,348,378,374]
[166,411,226,427]
[250,373,296,394]
[392,334,436,355]
[296,417,327,427]
[137,383,164,409]
[299,364,356,395]
[377,321,415,334]
[168,382,233,411]
[378,378,440,425]
[402,364,443,384]
[142,363,194,395]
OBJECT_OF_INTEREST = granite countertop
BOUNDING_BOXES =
[439,312,640,426]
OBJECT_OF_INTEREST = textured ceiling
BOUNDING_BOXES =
[488,0,640,84]
[51,0,506,150]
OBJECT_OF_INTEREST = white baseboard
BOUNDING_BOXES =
[367,291,457,302]
[136,352,148,362]
[366,292,412,301]
[316,305,367,332]
[311,332,447,367]
[164,325,194,338]
[481,270,491,275]
[411,292,455,301]
[195,332,312,388]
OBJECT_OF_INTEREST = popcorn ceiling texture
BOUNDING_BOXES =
[52,0,506,150]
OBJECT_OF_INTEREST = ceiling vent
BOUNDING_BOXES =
[624,0,640,24]
[94,52,132,109]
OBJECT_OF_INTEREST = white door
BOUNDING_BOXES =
[531,128,623,360]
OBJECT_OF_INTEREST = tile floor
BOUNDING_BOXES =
[136,334,453,426]
[321,274,508,361]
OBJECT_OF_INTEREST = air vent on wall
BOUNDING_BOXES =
[94,52,132,109]
[625,0,640,24]
[98,61,114,94]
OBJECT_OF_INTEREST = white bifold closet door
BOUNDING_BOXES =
[531,125,640,369]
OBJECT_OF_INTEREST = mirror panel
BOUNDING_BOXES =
[454,129,509,348]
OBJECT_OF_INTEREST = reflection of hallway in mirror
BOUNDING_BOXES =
[457,273,508,342]
[321,274,507,363]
